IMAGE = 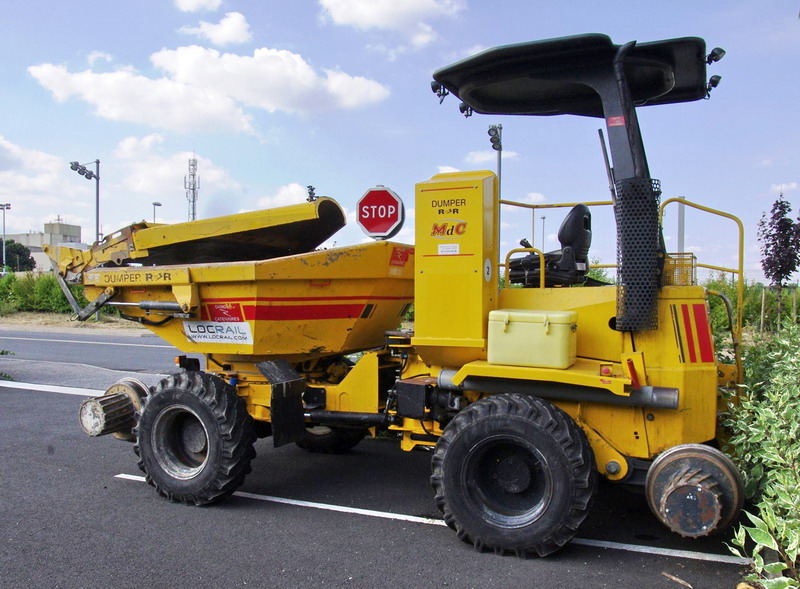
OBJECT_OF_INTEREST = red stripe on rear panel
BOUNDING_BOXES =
[681,304,697,363]
[692,303,715,363]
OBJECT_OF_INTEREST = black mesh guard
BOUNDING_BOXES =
[615,178,662,331]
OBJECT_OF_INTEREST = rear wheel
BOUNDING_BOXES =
[134,371,256,505]
[431,393,596,556]
[296,426,367,454]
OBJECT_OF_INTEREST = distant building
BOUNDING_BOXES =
[5,219,82,271]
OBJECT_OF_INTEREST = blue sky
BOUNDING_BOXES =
[0,0,797,281]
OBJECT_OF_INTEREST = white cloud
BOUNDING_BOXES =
[771,182,798,193]
[29,45,389,134]
[255,183,311,209]
[28,63,254,134]
[523,192,546,204]
[464,150,518,165]
[175,0,222,12]
[113,134,240,198]
[319,0,465,49]
[0,136,92,234]
[87,51,113,66]
[151,45,389,113]
[437,165,460,174]
[179,12,253,46]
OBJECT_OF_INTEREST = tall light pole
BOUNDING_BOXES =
[1,203,10,273]
[69,160,100,243]
[540,216,546,251]
[152,201,162,223]
[487,124,502,198]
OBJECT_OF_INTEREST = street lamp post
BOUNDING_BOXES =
[540,216,546,251]
[487,124,503,198]
[152,202,162,223]
[69,160,100,243]
[1,203,10,273]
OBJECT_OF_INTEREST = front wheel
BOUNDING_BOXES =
[431,393,596,557]
[135,372,256,505]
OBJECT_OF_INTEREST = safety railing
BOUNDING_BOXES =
[659,198,745,380]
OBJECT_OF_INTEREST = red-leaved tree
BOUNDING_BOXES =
[758,194,800,327]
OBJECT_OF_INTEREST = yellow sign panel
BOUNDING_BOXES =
[85,268,190,286]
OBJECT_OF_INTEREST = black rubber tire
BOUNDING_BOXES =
[134,371,256,505]
[295,426,367,454]
[431,393,596,557]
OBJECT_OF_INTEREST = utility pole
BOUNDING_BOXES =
[185,154,199,221]
[1,203,10,273]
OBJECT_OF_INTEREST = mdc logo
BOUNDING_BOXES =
[431,221,467,238]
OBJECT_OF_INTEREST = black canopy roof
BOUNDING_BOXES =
[432,34,708,118]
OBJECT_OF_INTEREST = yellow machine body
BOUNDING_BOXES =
[48,170,738,487]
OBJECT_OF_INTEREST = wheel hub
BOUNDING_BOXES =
[152,405,210,480]
[181,419,208,455]
[494,455,532,494]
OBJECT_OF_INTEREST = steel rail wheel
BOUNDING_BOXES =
[135,371,256,505]
[431,393,596,557]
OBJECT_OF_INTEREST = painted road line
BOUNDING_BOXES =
[570,538,750,565]
[115,473,750,566]
[0,335,173,348]
[0,380,103,397]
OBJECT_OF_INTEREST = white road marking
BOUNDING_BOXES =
[0,335,173,348]
[0,380,103,397]
[569,538,750,565]
[115,473,750,565]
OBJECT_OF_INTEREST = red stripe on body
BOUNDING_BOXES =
[681,304,697,363]
[692,303,715,362]
[202,296,408,303]
[243,304,365,321]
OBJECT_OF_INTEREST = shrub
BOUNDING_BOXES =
[726,327,800,588]
[32,274,73,313]
[10,273,36,311]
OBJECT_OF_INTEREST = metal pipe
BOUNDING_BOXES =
[303,410,393,427]
[437,371,678,409]
[107,300,184,312]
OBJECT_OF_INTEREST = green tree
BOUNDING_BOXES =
[758,194,800,327]
[2,240,35,272]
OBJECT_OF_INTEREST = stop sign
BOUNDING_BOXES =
[357,186,405,239]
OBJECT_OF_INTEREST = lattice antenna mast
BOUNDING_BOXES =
[184,154,200,221]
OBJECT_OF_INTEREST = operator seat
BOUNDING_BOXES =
[508,204,592,287]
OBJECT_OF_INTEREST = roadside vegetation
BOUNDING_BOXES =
[726,327,800,588]
[0,272,90,316]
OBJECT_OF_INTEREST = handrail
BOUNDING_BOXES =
[504,248,546,289]
[499,199,614,248]
[659,197,745,382]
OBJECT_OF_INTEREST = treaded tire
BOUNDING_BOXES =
[134,371,256,505]
[296,426,367,454]
[430,393,596,557]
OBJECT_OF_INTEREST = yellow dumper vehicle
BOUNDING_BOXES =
[47,34,744,557]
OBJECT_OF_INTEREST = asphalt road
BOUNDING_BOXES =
[0,327,750,589]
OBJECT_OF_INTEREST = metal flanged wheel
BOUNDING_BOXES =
[645,443,744,537]
[107,377,149,442]
[134,371,256,505]
[431,393,596,557]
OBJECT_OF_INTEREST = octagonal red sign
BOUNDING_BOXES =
[357,186,405,239]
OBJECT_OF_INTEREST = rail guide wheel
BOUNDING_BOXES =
[645,444,744,537]
[78,377,149,442]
